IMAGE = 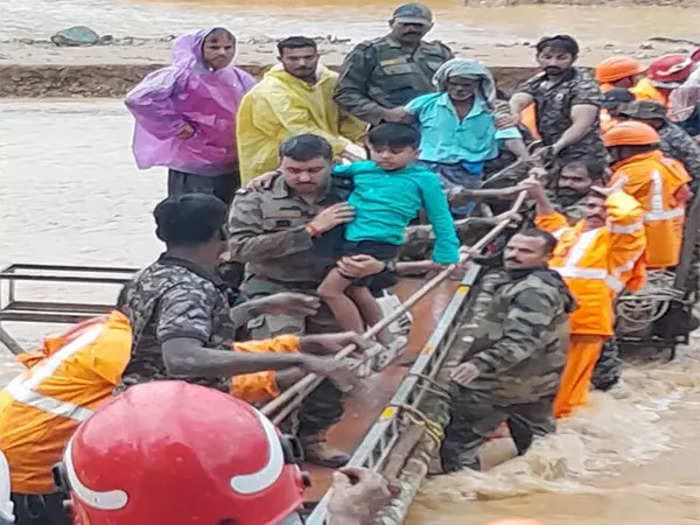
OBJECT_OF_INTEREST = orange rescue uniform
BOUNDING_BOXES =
[610,150,691,268]
[0,311,132,494]
[229,335,300,404]
[521,103,541,139]
[536,192,646,417]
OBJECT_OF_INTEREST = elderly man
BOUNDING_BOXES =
[236,36,366,184]
[616,100,700,191]
[405,58,528,215]
[334,2,453,125]
[440,229,576,473]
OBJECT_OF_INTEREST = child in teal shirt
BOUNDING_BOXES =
[318,123,459,353]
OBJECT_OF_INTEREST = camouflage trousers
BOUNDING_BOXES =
[242,277,345,440]
[440,388,556,474]
[591,336,623,392]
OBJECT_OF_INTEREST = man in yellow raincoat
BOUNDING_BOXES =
[236,36,366,183]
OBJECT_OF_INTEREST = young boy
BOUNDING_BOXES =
[317,123,460,353]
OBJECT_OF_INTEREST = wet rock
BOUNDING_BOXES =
[50,26,100,47]
[604,43,615,49]
[98,35,114,45]
[640,42,654,50]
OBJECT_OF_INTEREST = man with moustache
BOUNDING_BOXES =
[236,36,365,184]
[440,229,576,474]
[523,173,647,417]
[509,35,608,166]
[334,3,453,125]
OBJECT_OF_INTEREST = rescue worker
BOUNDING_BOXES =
[0,312,132,525]
[118,192,370,466]
[333,2,453,125]
[615,100,700,191]
[509,35,608,166]
[594,56,646,93]
[522,173,647,417]
[60,381,395,525]
[440,229,576,473]
[228,135,399,467]
[236,36,366,184]
[404,58,528,215]
[632,53,696,107]
[603,121,692,268]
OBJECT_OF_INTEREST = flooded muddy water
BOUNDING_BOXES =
[3,99,700,524]
[3,0,700,53]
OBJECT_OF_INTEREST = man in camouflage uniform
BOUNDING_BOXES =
[440,228,576,473]
[117,193,363,460]
[333,3,453,125]
[510,35,608,166]
[228,134,403,467]
[616,100,700,192]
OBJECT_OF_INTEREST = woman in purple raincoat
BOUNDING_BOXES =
[125,27,256,205]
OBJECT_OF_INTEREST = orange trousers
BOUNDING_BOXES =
[553,334,605,418]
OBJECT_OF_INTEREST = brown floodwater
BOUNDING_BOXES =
[2,99,700,524]
[3,0,700,51]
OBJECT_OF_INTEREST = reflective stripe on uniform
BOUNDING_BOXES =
[5,325,103,422]
[609,220,644,234]
[644,169,685,222]
[555,228,623,293]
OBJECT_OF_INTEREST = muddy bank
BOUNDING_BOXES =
[0,64,541,98]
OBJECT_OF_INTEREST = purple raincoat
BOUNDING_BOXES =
[125,27,256,176]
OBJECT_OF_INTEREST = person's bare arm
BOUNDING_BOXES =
[504,137,530,161]
[552,104,598,154]
[509,92,534,116]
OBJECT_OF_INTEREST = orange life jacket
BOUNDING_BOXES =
[611,150,690,268]
[536,192,647,336]
[0,311,132,494]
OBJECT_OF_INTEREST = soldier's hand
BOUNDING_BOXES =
[495,112,520,130]
[382,107,414,124]
[337,255,385,278]
[254,292,321,317]
[327,467,398,524]
[450,362,480,387]
[246,170,279,192]
[516,175,545,199]
[299,331,373,355]
[298,355,358,393]
[309,203,356,233]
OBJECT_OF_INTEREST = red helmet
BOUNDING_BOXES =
[647,54,696,89]
[63,381,306,525]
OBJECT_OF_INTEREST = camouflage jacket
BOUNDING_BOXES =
[227,174,343,288]
[116,254,242,392]
[659,122,700,191]
[333,35,453,124]
[463,268,576,403]
[516,67,607,164]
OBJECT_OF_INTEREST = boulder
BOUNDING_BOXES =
[50,26,100,47]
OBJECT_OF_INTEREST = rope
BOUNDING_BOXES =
[616,270,687,333]
[389,403,445,445]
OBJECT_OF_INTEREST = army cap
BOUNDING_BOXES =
[392,3,433,25]
[616,100,668,121]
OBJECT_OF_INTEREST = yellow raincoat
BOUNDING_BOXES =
[236,65,366,183]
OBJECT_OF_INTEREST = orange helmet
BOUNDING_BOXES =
[63,381,306,525]
[603,121,661,147]
[647,54,696,89]
[595,56,645,84]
